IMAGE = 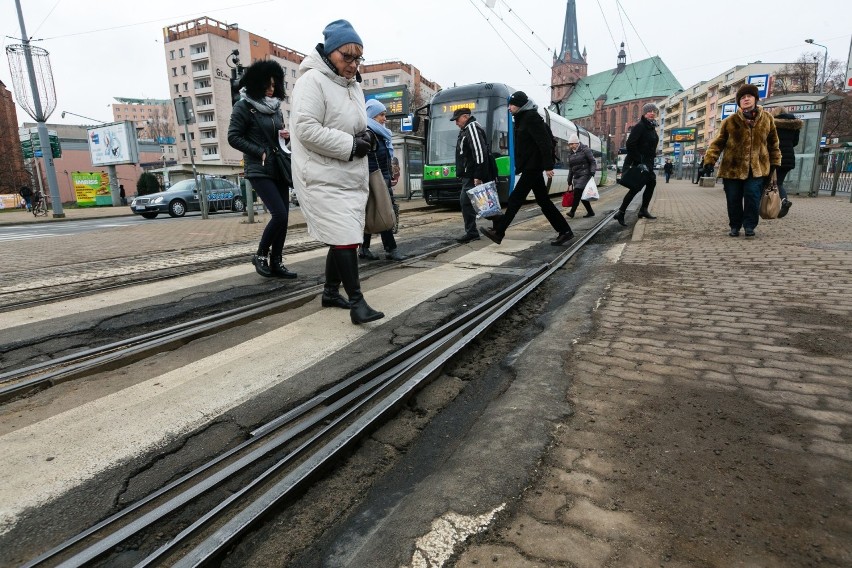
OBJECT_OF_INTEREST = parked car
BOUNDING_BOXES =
[130,177,245,219]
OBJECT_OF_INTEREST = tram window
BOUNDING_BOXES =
[491,105,510,155]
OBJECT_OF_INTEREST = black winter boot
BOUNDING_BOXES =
[637,208,657,219]
[321,248,350,309]
[332,247,384,325]
[614,210,627,226]
[252,251,272,277]
[269,254,297,279]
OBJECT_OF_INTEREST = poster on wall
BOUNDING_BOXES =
[86,121,140,166]
[72,172,111,207]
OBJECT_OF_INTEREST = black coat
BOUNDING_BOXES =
[566,144,596,190]
[625,116,659,170]
[773,114,803,171]
[513,108,554,173]
[227,98,286,180]
[455,116,494,182]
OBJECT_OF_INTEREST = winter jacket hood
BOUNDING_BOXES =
[704,105,781,180]
[291,46,369,245]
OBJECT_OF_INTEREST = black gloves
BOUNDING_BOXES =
[351,130,375,159]
[637,164,650,174]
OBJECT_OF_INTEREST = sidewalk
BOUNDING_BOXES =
[455,178,852,567]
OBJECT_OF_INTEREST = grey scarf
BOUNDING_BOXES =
[241,88,281,115]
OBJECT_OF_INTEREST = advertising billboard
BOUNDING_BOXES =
[72,171,112,207]
[670,127,697,142]
[86,121,140,166]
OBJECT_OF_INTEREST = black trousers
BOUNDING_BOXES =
[619,175,657,213]
[494,171,570,236]
[249,177,290,258]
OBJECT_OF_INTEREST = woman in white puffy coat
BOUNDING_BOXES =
[291,19,383,325]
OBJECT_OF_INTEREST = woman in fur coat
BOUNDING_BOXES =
[701,83,781,237]
[768,106,803,218]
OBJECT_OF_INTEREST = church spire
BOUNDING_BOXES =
[557,0,584,64]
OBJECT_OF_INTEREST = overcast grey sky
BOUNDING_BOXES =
[2,0,849,127]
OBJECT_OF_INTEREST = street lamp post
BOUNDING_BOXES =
[805,39,829,94]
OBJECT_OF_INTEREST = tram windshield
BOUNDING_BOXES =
[428,100,503,165]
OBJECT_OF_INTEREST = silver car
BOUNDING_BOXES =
[130,177,246,219]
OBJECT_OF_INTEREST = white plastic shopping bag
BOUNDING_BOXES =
[581,178,599,201]
[466,181,502,218]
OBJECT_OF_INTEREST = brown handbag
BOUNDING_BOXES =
[759,171,781,220]
[365,169,395,234]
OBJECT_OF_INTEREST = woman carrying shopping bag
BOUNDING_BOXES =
[564,134,596,218]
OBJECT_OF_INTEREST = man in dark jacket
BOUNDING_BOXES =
[453,107,493,243]
[615,102,660,225]
[663,159,673,183]
[480,91,573,246]
[19,185,32,211]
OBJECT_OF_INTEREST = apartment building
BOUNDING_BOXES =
[111,97,176,141]
[360,60,441,112]
[162,17,439,177]
[658,62,788,163]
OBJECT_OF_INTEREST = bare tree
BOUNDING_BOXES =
[773,51,822,94]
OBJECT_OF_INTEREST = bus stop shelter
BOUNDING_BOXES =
[762,93,844,198]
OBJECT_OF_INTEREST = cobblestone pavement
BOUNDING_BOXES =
[455,180,852,567]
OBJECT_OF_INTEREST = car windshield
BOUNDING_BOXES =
[166,179,197,192]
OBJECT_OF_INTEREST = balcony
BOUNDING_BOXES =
[195,102,214,112]
[194,86,213,95]
[200,137,218,145]
[190,51,208,61]
[192,68,211,79]
[201,153,220,161]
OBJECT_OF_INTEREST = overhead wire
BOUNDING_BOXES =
[30,0,63,38]
[480,1,552,70]
[466,0,542,84]
[615,0,681,92]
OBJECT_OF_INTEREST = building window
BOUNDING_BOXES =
[632,104,639,120]
[181,65,187,75]
[172,67,177,77]
[292,69,296,78]
[174,84,180,93]
[183,82,188,91]
[383,74,400,85]
[252,40,258,46]
[179,48,185,57]
[725,72,734,81]
[372,78,378,86]
[170,50,175,60]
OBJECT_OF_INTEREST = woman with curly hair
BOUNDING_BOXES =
[227,59,296,278]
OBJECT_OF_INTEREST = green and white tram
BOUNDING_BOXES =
[421,82,603,206]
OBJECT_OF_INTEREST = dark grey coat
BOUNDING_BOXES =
[566,144,597,191]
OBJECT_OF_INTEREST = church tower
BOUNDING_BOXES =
[551,0,588,103]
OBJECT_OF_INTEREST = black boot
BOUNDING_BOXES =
[252,252,272,277]
[269,254,297,279]
[614,210,627,226]
[385,247,406,261]
[321,249,350,309]
[358,246,380,260]
[332,247,384,325]
[637,208,657,219]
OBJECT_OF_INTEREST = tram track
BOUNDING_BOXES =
[17,211,615,568]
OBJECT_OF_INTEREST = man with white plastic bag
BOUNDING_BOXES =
[466,181,501,219]
[452,108,496,243]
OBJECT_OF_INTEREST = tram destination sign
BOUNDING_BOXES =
[670,127,696,143]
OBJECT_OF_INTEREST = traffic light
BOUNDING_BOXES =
[229,50,244,106]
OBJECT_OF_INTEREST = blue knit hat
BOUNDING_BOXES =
[323,19,363,54]
[365,99,386,119]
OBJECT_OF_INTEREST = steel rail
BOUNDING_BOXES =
[18,211,614,567]
[153,212,617,568]
[0,244,457,403]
